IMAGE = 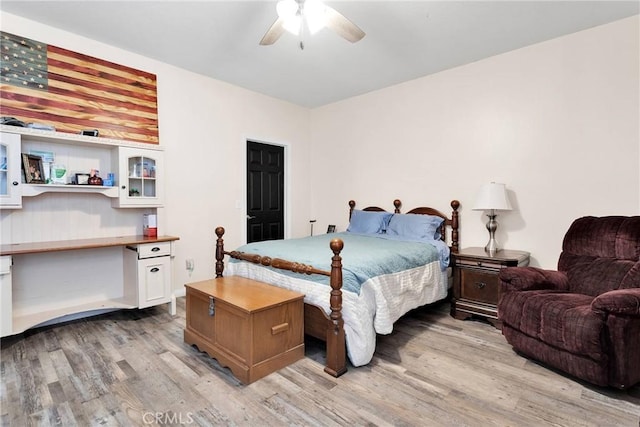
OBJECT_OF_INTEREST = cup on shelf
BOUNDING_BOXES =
[104,172,115,186]
[50,164,67,184]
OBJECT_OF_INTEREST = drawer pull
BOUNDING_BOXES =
[208,296,215,316]
[476,261,483,266]
[271,323,289,335]
[151,247,161,252]
[150,267,160,273]
[475,282,486,289]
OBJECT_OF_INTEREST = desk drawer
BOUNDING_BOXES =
[138,242,171,258]
[460,269,499,304]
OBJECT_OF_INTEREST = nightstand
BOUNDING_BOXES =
[451,247,530,328]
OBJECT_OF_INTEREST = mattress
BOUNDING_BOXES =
[227,257,448,367]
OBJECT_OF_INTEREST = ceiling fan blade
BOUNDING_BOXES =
[260,17,286,45]
[324,6,365,43]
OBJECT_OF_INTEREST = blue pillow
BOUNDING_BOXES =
[347,210,393,234]
[387,214,444,241]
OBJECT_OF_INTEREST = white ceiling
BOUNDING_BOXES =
[1,1,638,108]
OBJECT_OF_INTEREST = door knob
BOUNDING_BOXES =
[247,215,256,220]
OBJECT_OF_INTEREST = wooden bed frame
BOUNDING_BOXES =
[215,199,460,377]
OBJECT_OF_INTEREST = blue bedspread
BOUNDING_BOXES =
[230,232,449,294]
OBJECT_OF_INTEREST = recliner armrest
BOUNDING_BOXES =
[499,267,570,292]
[592,289,640,316]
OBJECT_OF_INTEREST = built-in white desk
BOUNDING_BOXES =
[0,235,179,337]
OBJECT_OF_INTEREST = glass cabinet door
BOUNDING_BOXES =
[0,132,22,208]
[116,146,163,207]
[127,155,157,198]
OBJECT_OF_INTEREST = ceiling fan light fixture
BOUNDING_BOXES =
[305,0,328,34]
[283,15,302,35]
[276,0,297,18]
[277,0,302,35]
[261,0,364,46]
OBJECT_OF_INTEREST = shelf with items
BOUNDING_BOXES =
[0,127,164,208]
[0,124,161,150]
[21,183,119,198]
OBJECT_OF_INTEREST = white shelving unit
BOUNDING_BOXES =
[0,125,164,208]
[0,126,177,337]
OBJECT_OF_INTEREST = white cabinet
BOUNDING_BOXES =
[124,242,172,309]
[113,146,164,208]
[0,132,22,208]
[0,128,165,208]
[0,256,12,337]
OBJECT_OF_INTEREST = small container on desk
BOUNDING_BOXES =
[143,214,157,237]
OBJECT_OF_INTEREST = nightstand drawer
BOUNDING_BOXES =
[460,269,499,304]
[451,247,530,328]
[456,258,503,269]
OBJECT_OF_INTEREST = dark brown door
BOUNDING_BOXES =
[246,141,284,243]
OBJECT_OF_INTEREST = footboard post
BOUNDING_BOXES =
[450,200,460,253]
[325,239,347,377]
[215,227,226,277]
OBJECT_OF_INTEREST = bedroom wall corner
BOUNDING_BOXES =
[308,15,640,269]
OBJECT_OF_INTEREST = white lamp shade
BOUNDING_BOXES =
[472,182,512,211]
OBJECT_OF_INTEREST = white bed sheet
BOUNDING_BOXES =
[226,259,449,367]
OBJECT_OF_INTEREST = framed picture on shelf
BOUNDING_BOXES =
[75,173,90,185]
[21,154,45,183]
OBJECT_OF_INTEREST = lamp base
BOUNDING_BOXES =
[484,240,499,256]
[484,210,500,256]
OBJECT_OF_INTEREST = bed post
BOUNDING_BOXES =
[215,227,226,277]
[325,238,347,377]
[348,200,356,220]
[450,200,460,253]
[393,199,402,213]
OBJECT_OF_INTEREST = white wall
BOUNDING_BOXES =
[309,16,640,269]
[2,12,638,288]
[0,13,312,293]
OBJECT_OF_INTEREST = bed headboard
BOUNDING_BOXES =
[348,199,460,253]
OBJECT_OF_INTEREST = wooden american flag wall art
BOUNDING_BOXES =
[0,31,159,145]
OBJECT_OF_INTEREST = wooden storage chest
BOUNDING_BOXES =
[184,276,304,384]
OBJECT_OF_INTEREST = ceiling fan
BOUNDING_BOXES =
[260,0,365,47]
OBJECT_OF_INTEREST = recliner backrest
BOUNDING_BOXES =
[558,216,640,296]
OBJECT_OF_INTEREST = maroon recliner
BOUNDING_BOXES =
[498,216,640,389]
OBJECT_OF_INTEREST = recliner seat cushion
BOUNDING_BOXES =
[500,290,606,361]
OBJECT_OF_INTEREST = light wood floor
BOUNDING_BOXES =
[2,297,639,426]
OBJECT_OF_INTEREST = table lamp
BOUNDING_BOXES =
[473,182,512,255]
